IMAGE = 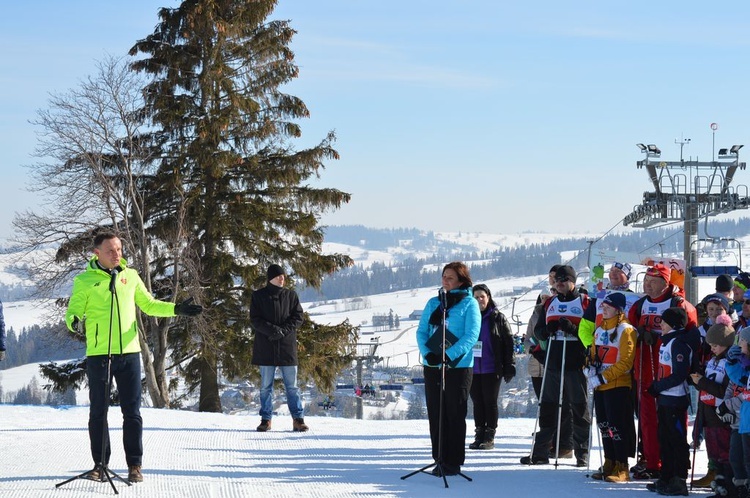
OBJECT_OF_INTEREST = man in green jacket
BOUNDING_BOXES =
[65,232,202,483]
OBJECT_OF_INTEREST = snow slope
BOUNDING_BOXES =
[0,404,711,498]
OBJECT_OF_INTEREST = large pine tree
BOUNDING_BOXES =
[130,0,356,411]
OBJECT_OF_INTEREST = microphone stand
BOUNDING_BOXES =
[57,269,131,494]
[401,288,472,487]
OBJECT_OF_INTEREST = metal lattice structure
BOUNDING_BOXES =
[623,141,749,301]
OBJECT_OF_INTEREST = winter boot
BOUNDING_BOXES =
[293,418,309,432]
[736,482,750,498]
[479,428,496,449]
[605,461,631,483]
[469,428,484,450]
[693,469,718,488]
[657,476,689,496]
[574,450,589,468]
[256,419,272,432]
[591,458,614,480]
[647,478,669,493]
[520,455,549,465]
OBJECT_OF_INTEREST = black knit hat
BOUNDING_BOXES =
[602,292,626,312]
[736,272,750,291]
[716,274,734,293]
[661,307,688,330]
[267,264,285,281]
[554,265,576,283]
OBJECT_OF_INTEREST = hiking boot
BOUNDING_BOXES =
[605,461,631,483]
[631,459,647,474]
[634,468,661,480]
[127,465,143,483]
[657,476,688,496]
[256,419,272,432]
[293,418,309,432]
[591,458,614,480]
[469,428,484,450]
[83,465,102,481]
[691,469,717,488]
[575,450,588,468]
[478,428,496,450]
[520,455,549,465]
[647,479,669,493]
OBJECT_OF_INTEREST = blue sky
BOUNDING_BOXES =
[3,1,750,243]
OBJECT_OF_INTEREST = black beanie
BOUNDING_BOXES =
[661,307,688,330]
[716,274,734,293]
[555,265,576,282]
[267,264,285,281]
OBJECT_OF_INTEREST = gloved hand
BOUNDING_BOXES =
[637,326,655,346]
[558,317,576,335]
[583,365,598,379]
[71,316,83,335]
[0,350,5,361]
[503,365,516,383]
[424,352,442,365]
[268,326,285,342]
[587,375,602,391]
[727,344,743,364]
[546,320,560,335]
[647,382,659,397]
[717,404,735,425]
[174,297,203,317]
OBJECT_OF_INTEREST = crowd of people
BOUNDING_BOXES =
[415,259,750,497]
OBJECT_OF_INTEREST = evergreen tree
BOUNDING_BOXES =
[130,0,355,411]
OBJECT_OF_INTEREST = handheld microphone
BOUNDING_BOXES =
[109,268,119,294]
[438,287,447,307]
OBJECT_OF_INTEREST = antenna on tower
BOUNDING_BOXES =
[675,134,691,162]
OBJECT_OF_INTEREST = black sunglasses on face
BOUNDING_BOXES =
[555,276,571,283]
[744,299,750,305]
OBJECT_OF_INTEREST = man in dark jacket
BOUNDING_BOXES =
[251,264,306,432]
[521,265,592,467]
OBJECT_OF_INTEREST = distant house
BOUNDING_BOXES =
[408,309,423,320]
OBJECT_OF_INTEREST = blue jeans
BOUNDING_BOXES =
[259,365,304,420]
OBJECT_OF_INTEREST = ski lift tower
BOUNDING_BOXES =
[354,337,381,420]
[623,131,749,302]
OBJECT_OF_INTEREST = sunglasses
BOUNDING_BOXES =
[555,276,572,283]
[744,300,750,305]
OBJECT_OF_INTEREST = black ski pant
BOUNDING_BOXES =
[469,373,501,429]
[532,367,590,459]
[657,403,689,480]
[87,353,143,467]
[594,386,636,464]
[424,366,472,468]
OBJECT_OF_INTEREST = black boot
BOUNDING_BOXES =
[469,427,484,450]
[479,428,496,449]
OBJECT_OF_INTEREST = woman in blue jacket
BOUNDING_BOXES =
[416,261,481,477]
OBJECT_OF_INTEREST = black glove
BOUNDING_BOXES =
[268,326,285,342]
[546,320,560,335]
[647,382,659,397]
[558,317,576,335]
[0,350,5,361]
[637,326,655,346]
[174,297,203,317]
[424,352,442,365]
[503,365,516,383]
[71,316,83,335]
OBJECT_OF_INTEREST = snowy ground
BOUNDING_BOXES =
[0,405,712,498]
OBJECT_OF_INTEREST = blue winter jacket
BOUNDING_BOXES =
[416,287,480,369]
[726,358,750,434]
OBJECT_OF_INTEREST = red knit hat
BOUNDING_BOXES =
[646,263,671,283]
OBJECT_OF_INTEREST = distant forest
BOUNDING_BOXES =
[298,219,750,301]
[1,323,84,370]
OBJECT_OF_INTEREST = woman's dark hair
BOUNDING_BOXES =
[472,283,496,309]
[443,261,472,288]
